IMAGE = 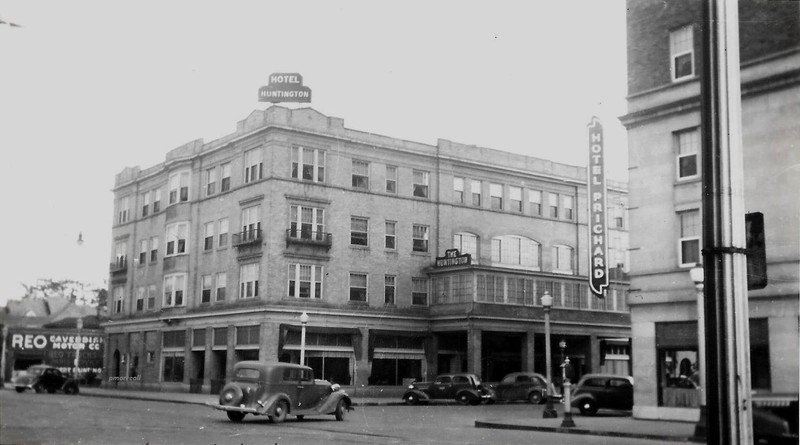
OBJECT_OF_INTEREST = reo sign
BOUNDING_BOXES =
[588,116,609,297]
[258,73,312,103]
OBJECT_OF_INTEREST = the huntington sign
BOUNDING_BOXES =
[588,116,609,297]
[435,249,472,268]
[258,73,312,103]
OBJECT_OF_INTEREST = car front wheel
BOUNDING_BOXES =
[270,400,289,424]
[404,394,419,406]
[15,387,25,393]
[33,383,44,394]
[334,399,347,421]
[63,384,79,395]
[457,393,471,405]
[227,411,245,422]
[578,399,598,416]
[528,391,543,404]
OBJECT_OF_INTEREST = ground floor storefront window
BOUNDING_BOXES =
[306,355,351,385]
[162,353,185,382]
[370,358,422,385]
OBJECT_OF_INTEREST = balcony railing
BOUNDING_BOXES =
[109,258,127,274]
[285,229,333,249]
[232,229,262,247]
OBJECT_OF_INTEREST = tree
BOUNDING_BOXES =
[20,278,101,307]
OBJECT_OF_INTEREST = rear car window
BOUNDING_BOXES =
[609,379,631,387]
[435,376,452,384]
[515,375,532,383]
[453,376,469,384]
[583,378,608,387]
[235,368,260,380]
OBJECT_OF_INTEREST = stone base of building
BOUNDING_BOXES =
[633,405,700,422]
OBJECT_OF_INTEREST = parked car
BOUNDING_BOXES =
[491,372,549,404]
[207,361,353,423]
[570,373,633,416]
[11,364,79,395]
[402,373,496,405]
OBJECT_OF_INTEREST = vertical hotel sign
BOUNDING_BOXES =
[588,116,609,297]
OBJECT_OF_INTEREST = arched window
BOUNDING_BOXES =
[552,244,574,274]
[490,235,541,269]
[453,232,478,264]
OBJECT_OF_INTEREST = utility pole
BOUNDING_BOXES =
[700,0,753,443]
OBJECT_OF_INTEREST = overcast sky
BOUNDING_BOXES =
[0,1,628,305]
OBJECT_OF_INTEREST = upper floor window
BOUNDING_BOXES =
[676,128,700,180]
[288,264,323,299]
[114,241,127,269]
[351,217,369,246]
[152,189,162,213]
[290,205,324,240]
[138,239,148,265]
[670,25,694,82]
[241,205,261,242]
[147,284,157,309]
[136,286,146,311]
[491,235,541,269]
[384,275,396,305]
[529,189,542,216]
[385,221,397,250]
[204,222,215,251]
[563,195,574,220]
[679,210,701,266]
[201,275,213,304]
[215,273,227,301]
[610,201,626,229]
[549,193,559,219]
[292,146,325,182]
[386,165,397,194]
[352,160,369,190]
[413,224,429,252]
[113,286,124,314]
[453,177,465,204]
[206,167,217,196]
[149,236,159,262]
[218,218,229,247]
[412,278,428,306]
[168,171,190,205]
[118,196,129,224]
[244,148,264,183]
[471,180,482,206]
[490,183,503,210]
[349,273,367,302]
[413,170,429,198]
[165,222,189,256]
[552,244,574,274]
[453,232,478,263]
[220,163,231,192]
[163,273,186,307]
[239,263,259,299]
[509,187,522,212]
[141,192,151,217]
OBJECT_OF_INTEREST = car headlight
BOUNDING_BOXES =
[331,383,340,391]
[408,385,415,390]
[224,392,234,401]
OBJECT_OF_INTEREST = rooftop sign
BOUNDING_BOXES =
[588,116,609,297]
[258,73,312,103]
[435,249,472,268]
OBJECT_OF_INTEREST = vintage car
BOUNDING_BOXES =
[491,372,549,404]
[570,373,634,415]
[402,373,496,405]
[11,364,80,395]
[207,361,353,423]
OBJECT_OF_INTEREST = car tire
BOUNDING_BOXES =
[226,411,245,422]
[295,415,304,421]
[528,391,543,404]
[219,384,244,406]
[15,387,25,393]
[579,399,599,416]
[47,387,57,394]
[63,384,79,395]
[334,399,347,421]
[33,383,44,394]
[404,394,419,406]
[457,393,471,405]
[270,400,289,424]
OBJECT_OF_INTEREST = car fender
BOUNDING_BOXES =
[456,389,481,400]
[260,392,293,416]
[570,393,595,406]
[402,389,430,402]
[317,391,353,413]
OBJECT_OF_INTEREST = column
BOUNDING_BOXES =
[203,326,213,393]
[259,322,280,361]
[225,324,236,379]
[425,334,438,379]
[183,327,192,386]
[467,328,482,376]
[589,335,600,374]
[353,327,370,389]
[523,329,536,372]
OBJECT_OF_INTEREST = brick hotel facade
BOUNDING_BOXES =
[104,106,631,393]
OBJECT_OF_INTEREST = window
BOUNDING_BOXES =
[290,205,324,240]
[163,273,186,307]
[288,264,323,299]
[412,224,429,252]
[114,241,127,269]
[244,148,263,183]
[351,217,369,246]
[384,275,396,305]
[413,170,429,198]
[135,287,145,311]
[204,222,214,251]
[386,165,397,194]
[139,239,148,265]
[147,284,156,309]
[491,235,541,268]
[236,326,260,346]
[412,278,428,306]
[509,186,522,212]
[162,353,184,383]
[563,195,574,220]
[292,146,325,182]
[552,245,574,273]
[241,205,261,242]
[239,263,259,299]
[453,232,478,263]
[529,190,542,216]
[670,25,694,82]
[679,210,701,266]
[165,222,188,256]
[549,193,559,218]
[141,192,150,217]
[168,171,190,205]
[349,273,367,302]
[215,273,226,301]
[113,286,124,314]
[676,128,700,179]
[220,163,231,192]
[118,196,129,224]
[152,189,162,213]
[218,218,229,247]
[149,236,159,262]
[477,274,505,303]
[385,221,396,250]
[453,177,465,204]
[352,159,369,190]
[490,183,503,210]
[201,275,212,304]
[471,180,482,206]
[206,167,217,196]
[611,201,626,228]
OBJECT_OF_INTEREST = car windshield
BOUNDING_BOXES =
[26,367,45,376]
[234,368,260,380]
[472,376,481,385]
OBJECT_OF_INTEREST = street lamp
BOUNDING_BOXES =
[299,312,309,366]
[690,265,707,438]
[541,292,557,418]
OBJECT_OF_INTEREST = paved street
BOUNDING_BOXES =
[0,390,668,445]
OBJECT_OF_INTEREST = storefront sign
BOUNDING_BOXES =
[258,73,312,103]
[588,116,609,297]
[7,329,104,375]
[435,249,472,268]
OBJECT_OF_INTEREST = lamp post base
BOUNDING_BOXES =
[543,397,558,418]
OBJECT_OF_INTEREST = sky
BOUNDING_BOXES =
[0,1,629,306]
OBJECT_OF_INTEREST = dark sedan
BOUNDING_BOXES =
[11,365,79,395]
[570,373,633,415]
[492,372,549,404]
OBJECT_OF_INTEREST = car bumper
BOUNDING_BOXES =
[206,403,258,414]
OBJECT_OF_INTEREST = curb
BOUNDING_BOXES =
[474,420,703,443]
[77,391,408,407]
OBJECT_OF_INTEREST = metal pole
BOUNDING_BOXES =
[0,326,7,388]
[542,293,557,418]
[691,267,708,437]
[561,358,576,428]
[700,0,753,443]
[74,318,83,380]
[299,312,308,365]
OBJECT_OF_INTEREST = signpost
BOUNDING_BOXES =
[587,117,609,297]
[258,73,312,103]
